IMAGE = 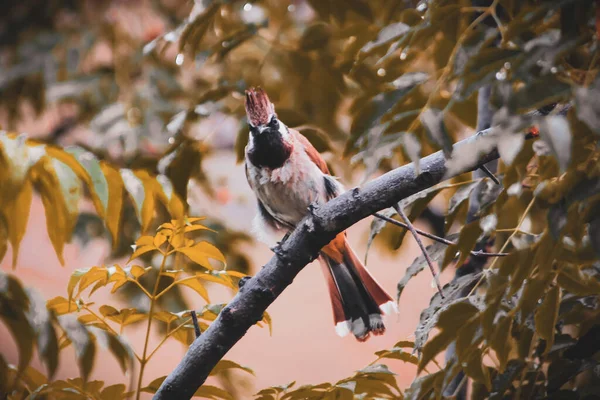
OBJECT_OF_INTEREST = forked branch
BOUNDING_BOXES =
[154,128,507,399]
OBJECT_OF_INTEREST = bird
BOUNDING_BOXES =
[243,87,396,341]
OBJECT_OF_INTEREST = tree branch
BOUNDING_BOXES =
[392,203,444,296]
[154,128,503,399]
[372,212,507,257]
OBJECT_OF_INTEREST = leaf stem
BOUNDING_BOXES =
[393,203,444,297]
[146,317,193,362]
[128,279,153,299]
[136,247,170,399]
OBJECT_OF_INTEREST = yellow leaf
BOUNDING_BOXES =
[129,245,157,262]
[152,311,180,324]
[175,241,226,269]
[224,270,247,279]
[0,220,7,263]
[77,267,109,297]
[154,233,167,248]
[183,224,215,233]
[0,132,46,197]
[107,265,128,293]
[186,217,207,224]
[176,277,210,302]
[100,306,147,326]
[156,174,185,219]
[262,311,273,336]
[194,272,235,289]
[47,296,82,315]
[100,164,124,248]
[135,236,154,246]
[1,180,33,266]
[31,160,74,265]
[129,265,149,279]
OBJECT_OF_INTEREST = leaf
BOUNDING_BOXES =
[557,264,600,295]
[538,115,572,173]
[99,306,147,326]
[99,164,124,247]
[421,108,453,158]
[346,72,428,155]
[441,219,483,270]
[404,371,443,400]
[91,328,132,373]
[47,296,83,315]
[294,125,332,153]
[489,315,513,371]
[374,347,418,365]
[575,78,600,135]
[535,285,561,354]
[299,22,331,51]
[100,384,130,400]
[419,300,480,372]
[65,148,109,217]
[414,273,482,352]
[210,359,254,376]
[445,181,481,231]
[141,376,233,399]
[26,289,59,378]
[397,233,459,301]
[175,277,210,302]
[0,272,35,374]
[1,180,33,266]
[359,22,410,57]
[175,241,226,269]
[32,159,77,265]
[57,315,96,382]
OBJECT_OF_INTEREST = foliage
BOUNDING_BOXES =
[2,0,600,399]
[2,218,266,399]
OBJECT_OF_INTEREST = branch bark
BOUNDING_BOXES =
[154,128,502,399]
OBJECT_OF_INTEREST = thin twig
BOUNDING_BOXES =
[478,164,500,185]
[467,197,536,297]
[452,373,468,398]
[373,212,508,257]
[393,203,444,297]
[190,311,202,338]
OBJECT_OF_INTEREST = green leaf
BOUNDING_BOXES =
[535,285,560,354]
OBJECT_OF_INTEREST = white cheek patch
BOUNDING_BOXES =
[279,123,291,143]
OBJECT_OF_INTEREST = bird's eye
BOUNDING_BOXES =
[269,117,279,130]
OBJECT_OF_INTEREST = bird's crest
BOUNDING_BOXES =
[245,87,275,127]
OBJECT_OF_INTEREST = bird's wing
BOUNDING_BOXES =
[290,128,330,175]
